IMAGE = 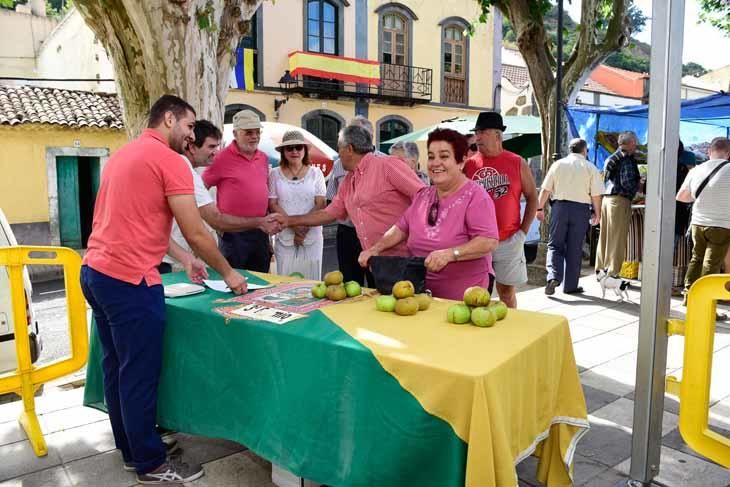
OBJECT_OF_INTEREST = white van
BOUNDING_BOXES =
[0,208,42,374]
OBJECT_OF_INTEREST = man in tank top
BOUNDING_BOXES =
[463,112,538,308]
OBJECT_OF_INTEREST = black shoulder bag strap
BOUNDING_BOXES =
[694,159,730,199]
[686,159,730,238]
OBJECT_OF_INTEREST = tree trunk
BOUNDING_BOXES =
[74,0,262,138]
[491,0,630,245]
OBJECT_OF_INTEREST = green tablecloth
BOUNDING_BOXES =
[84,271,467,487]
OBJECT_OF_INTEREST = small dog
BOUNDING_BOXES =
[596,269,631,302]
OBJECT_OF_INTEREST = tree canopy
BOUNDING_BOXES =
[699,0,730,36]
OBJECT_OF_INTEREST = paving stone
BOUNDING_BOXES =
[574,417,632,467]
[669,347,730,403]
[0,465,72,487]
[709,396,730,429]
[580,370,635,398]
[163,451,276,487]
[573,333,638,369]
[0,421,26,447]
[172,433,246,467]
[661,426,730,467]
[606,322,639,339]
[576,468,628,487]
[591,398,678,437]
[38,405,108,435]
[0,439,63,482]
[0,400,23,426]
[551,301,610,321]
[621,390,681,415]
[616,446,730,487]
[583,385,621,414]
[516,454,540,485]
[64,449,137,487]
[572,454,612,485]
[582,352,638,396]
[569,323,609,343]
[34,388,85,415]
[44,419,116,464]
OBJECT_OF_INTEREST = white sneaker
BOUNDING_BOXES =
[136,458,204,484]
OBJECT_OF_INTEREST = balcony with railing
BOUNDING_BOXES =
[278,51,432,105]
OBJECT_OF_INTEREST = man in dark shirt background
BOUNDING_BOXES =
[595,131,641,277]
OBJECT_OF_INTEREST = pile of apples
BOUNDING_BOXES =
[311,271,362,301]
[446,286,508,327]
[374,280,432,316]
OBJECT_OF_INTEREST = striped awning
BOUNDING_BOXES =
[288,51,381,85]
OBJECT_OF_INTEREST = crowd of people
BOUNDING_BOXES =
[78,92,730,484]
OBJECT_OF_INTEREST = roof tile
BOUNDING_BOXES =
[0,85,124,129]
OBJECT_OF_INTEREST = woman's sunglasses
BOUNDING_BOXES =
[469,143,478,152]
[427,198,439,226]
[284,144,305,152]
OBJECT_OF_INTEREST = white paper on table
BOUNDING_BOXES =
[203,279,274,293]
[229,303,306,325]
[203,279,231,293]
[163,283,205,298]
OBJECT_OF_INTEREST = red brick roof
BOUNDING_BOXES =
[582,78,616,95]
[502,64,530,88]
[0,85,123,129]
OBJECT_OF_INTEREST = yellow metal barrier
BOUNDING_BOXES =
[665,274,730,468]
[0,246,88,456]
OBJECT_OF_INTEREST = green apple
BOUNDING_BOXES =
[463,286,491,307]
[344,281,362,297]
[471,306,497,327]
[311,282,327,299]
[488,300,508,321]
[376,295,397,312]
[447,303,471,324]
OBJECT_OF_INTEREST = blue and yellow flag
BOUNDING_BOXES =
[230,48,255,91]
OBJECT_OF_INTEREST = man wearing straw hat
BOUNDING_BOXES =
[203,110,273,272]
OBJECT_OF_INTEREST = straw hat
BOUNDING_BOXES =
[275,130,310,150]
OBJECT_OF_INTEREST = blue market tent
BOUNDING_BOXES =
[566,92,730,169]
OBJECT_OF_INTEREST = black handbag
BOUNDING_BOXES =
[685,159,730,239]
[368,256,427,295]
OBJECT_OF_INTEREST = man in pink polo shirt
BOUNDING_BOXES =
[203,110,272,272]
[80,95,246,485]
[275,124,424,255]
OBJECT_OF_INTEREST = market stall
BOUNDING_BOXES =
[568,92,730,281]
[84,271,588,487]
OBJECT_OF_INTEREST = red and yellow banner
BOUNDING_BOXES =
[288,51,381,86]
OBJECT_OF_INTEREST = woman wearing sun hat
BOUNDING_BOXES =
[268,130,327,279]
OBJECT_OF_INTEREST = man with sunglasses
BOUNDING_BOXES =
[203,110,274,272]
[466,133,479,159]
[463,112,539,308]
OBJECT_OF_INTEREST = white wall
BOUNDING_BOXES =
[574,91,642,107]
[0,8,59,80]
[36,10,116,92]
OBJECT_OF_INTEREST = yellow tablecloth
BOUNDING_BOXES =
[323,298,589,487]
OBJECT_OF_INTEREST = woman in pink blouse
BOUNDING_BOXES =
[358,129,499,300]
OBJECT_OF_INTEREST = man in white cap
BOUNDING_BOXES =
[203,110,273,272]
[163,120,280,273]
